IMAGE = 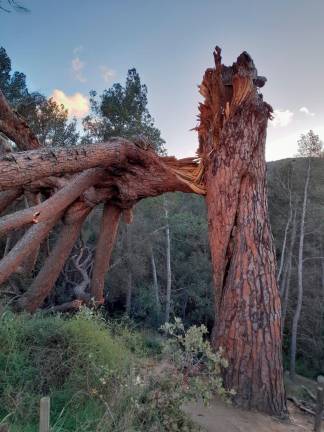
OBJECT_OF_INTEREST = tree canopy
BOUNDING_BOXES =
[82,68,165,152]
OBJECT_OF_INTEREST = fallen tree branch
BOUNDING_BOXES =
[0,168,105,236]
[0,139,141,190]
[90,203,122,304]
[0,139,204,195]
[0,189,22,214]
[45,299,83,313]
[0,216,60,286]
[287,396,318,416]
[0,89,41,150]
[301,385,317,402]
[16,203,91,312]
[18,191,42,274]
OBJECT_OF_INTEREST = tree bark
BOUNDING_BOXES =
[0,189,22,214]
[0,168,105,236]
[18,191,42,274]
[0,216,60,286]
[290,159,311,381]
[17,203,90,312]
[0,140,199,193]
[0,89,41,150]
[199,48,286,416]
[90,203,122,304]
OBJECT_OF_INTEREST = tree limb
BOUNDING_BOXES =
[90,203,122,304]
[0,89,41,150]
[16,203,91,312]
[0,189,22,214]
[0,216,60,286]
[0,168,105,236]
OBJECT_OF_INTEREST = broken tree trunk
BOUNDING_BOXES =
[0,47,286,416]
[198,48,286,416]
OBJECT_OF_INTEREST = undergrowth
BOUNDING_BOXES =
[0,310,228,431]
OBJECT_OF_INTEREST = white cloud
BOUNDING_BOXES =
[100,66,115,83]
[73,45,83,55]
[71,56,86,83]
[51,89,89,118]
[270,109,294,128]
[299,106,315,117]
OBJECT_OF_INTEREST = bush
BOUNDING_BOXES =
[160,318,234,405]
[0,312,229,431]
[0,309,132,431]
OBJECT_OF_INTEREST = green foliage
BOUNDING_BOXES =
[26,97,79,147]
[160,318,234,405]
[124,318,233,431]
[0,310,132,431]
[0,46,31,107]
[0,46,79,147]
[107,315,163,357]
[82,68,165,152]
[104,193,213,330]
[1,312,227,431]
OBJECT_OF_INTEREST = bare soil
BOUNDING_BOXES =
[184,399,322,432]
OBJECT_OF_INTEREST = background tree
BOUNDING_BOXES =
[290,130,322,380]
[82,68,165,153]
[0,47,79,148]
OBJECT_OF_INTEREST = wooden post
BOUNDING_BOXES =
[39,397,50,432]
[314,376,324,432]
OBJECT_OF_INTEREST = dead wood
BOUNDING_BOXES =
[90,204,122,304]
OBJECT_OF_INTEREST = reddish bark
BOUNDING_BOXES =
[17,203,90,312]
[18,192,42,274]
[0,140,201,194]
[0,168,105,236]
[0,189,22,214]
[198,48,286,416]
[0,216,60,285]
[90,203,122,304]
[0,89,41,150]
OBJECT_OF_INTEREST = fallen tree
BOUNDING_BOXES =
[0,47,286,416]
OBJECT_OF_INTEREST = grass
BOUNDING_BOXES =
[0,309,139,431]
[0,310,211,431]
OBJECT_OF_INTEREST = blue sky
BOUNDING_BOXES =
[1,0,324,159]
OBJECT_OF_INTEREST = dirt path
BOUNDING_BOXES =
[184,400,321,432]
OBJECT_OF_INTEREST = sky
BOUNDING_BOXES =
[1,0,324,160]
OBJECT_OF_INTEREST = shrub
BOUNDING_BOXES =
[0,309,132,431]
[0,312,228,431]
